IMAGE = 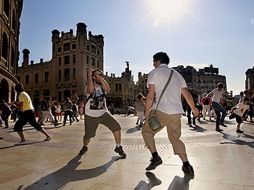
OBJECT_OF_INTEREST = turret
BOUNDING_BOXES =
[51,29,60,57]
[22,48,30,67]
[76,22,87,35]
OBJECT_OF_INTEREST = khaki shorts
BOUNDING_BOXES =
[84,112,121,138]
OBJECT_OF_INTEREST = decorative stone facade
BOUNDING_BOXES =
[245,67,254,92]
[173,65,226,95]
[0,0,23,103]
[104,62,137,108]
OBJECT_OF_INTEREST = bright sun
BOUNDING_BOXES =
[149,0,187,24]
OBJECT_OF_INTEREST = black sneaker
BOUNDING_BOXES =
[114,146,127,158]
[146,156,162,170]
[79,146,88,155]
[215,128,223,132]
[182,164,194,175]
[236,129,244,133]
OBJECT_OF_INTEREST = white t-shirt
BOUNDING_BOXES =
[210,89,225,103]
[85,85,108,117]
[232,102,249,117]
[147,64,187,114]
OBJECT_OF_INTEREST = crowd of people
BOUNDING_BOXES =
[1,52,254,177]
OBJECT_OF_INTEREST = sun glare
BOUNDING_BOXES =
[149,0,187,24]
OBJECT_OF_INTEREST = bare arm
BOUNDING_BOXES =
[87,68,95,94]
[145,84,155,118]
[97,76,110,93]
[181,88,199,117]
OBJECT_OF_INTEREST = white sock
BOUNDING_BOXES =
[116,144,121,147]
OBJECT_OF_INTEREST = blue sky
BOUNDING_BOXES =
[19,0,254,95]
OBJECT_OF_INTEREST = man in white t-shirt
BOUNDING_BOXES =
[79,68,126,158]
[142,52,199,175]
[207,82,230,132]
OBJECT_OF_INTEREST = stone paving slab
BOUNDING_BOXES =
[0,115,254,190]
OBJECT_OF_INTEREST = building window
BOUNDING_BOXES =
[72,44,76,49]
[64,55,70,64]
[87,45,90,51]
[43,89,50,97]
[45,72,49,82]
[91,57,95,66]
[64,43,70,51]
[3,0,10,18]
[73,54,76,63]
[58,70,61,81]
[97,50,100,55]
[87,55,89,65]
[97,60,100,67]
[58,57,61,65]
[2,32,8,61]
[73,68,76,80]
[91,45,96,54]
[35,73,39,83]
[25,75,29,84]
[11,47,15,69]
[58,47,62,52]
[64,68,70,81]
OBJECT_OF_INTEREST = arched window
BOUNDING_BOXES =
[2,32,8,61]
[11,46,15,69]
[3,0,10,18]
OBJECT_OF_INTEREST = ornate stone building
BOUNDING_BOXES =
[173,65,226,95]
[135,65,227,97]
[136,72,148,96]
[0,0,23,103]
[105,62,137,108]
[245,67,254,92]
[17,23,104,104]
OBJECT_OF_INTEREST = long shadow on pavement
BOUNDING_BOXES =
[220,132,254,148]
[22,155,120,190]
[134,172,162,190]
[0,140,45,150]
[168,174,193,190]
[188,124,207,132]
[126,126,141,133]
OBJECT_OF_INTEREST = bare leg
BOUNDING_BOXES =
[39,129,51,138]
[83,135,90,146]
[178,153,188,163]
[236,123,241,130]
[113,130,121,144]
[17,131,25,142]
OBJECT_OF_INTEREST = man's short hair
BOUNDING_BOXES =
[153,52,170,65]
[15,83,24,92]
[217,82,223,89]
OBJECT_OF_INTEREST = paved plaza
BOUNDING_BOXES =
[0,114,254,190]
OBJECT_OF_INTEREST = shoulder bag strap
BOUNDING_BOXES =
[153,70,174,115]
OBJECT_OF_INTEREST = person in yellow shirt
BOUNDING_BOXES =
[14,83,51,143]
